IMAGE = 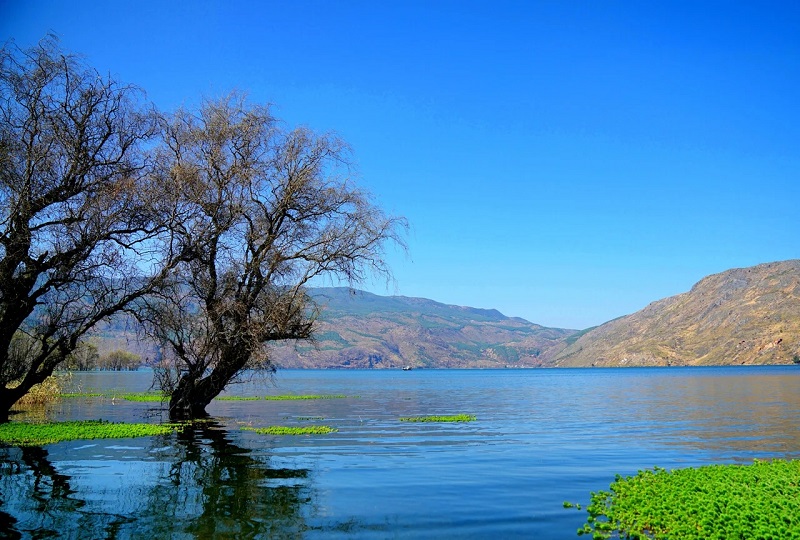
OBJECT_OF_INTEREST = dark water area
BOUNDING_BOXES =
[3,367,800,539]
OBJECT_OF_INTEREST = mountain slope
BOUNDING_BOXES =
[555,260,800,366]
[270,288,576,368]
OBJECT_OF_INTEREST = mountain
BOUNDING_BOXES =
[269,288,576,368]
[554,260,800,367]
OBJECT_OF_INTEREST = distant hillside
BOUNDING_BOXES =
[270,288,576,368]
[555,260,800,367]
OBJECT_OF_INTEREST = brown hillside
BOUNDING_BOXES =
[555,260,800,367]
[270,288,575,368]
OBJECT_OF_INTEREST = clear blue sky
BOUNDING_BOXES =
[2,0,799,329]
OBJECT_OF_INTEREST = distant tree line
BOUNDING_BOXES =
[61,341,142,371]
[0,36,405,421]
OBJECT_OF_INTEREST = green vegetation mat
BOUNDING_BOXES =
[399,414,476,422]
[242,425,337,435]
[263,394,348,400]
[60,391,163,402]
[572,460,800,540]
[116,392,164,402]
[60,393,351,402]
[0,420,178,446]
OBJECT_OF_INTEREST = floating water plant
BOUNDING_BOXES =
[0,420,179,446]
[215,396,262,401]
[242,425,337,435]
[59,391,164,402]
[399,414,476,423]
[572,460,800,539]
[117,392,164,402]
[263,394,348,400]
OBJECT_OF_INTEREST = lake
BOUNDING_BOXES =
[2,366,800,539]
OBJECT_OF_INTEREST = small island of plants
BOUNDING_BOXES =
[399,414,476,423]
[0,420,179,446]
[242,425,338,436]
[570,459,800,539]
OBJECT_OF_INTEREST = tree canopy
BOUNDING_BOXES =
[0,36,404,421]
[141,96,405,418]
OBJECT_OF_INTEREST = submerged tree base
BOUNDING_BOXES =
[0,420,180,446]
[574,460,800,540]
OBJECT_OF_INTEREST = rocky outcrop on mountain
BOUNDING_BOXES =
[269,288,576,368]
[554,260,800,367]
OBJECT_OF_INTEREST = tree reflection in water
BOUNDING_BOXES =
[0,420,313,539]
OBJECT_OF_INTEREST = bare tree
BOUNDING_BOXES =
[141,95,406,419]
[0,37,180,420]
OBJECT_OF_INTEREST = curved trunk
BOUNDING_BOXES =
[0,386,29,424]
[168,351,250,420]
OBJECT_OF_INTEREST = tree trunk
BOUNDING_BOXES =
[0,387,25,424]
[168,356,245,420]
[168,375,215,420]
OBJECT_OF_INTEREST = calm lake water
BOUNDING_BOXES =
[3,367,800,539]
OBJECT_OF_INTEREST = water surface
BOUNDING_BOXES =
[3,367,800,539]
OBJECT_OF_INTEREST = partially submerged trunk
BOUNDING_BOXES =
[0,383,37,424]
[167,353,248,420]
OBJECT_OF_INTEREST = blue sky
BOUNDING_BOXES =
[2,0,799,329]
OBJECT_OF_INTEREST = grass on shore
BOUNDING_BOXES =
[570,459,800,539]
[0,420,179,446]
[399,414,476,423]
[242,425,337,435]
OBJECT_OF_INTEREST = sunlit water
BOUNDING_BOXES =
[3,367,800,539]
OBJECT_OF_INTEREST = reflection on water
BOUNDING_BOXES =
[601,369,800,456]
[3,367,800,539]
[0,422,314,539]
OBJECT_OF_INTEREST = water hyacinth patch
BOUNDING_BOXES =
[263,394,349,400]
[242,425,337,435]
[59,391,164,402]
[117,392,164,402]
[399,414,476,423]
[573,460,800,539]
[0,420,179,446]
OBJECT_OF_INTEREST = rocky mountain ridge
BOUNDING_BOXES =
[91,260,800,369]
[554,260,800,366]
[269,288,576,368]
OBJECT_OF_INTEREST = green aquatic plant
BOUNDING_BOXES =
[572,460,800,539]
[215,396,262,401]
[58,391,164,402]
[0,420,179,446]
[399,414,476,423]
[263,394,348,400]
[242,425,337,435]
[117,392,164,402]
[60,392,105,398]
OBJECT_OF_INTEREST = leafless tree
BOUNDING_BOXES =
[141,95,406,419]
[0,36,181,420]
